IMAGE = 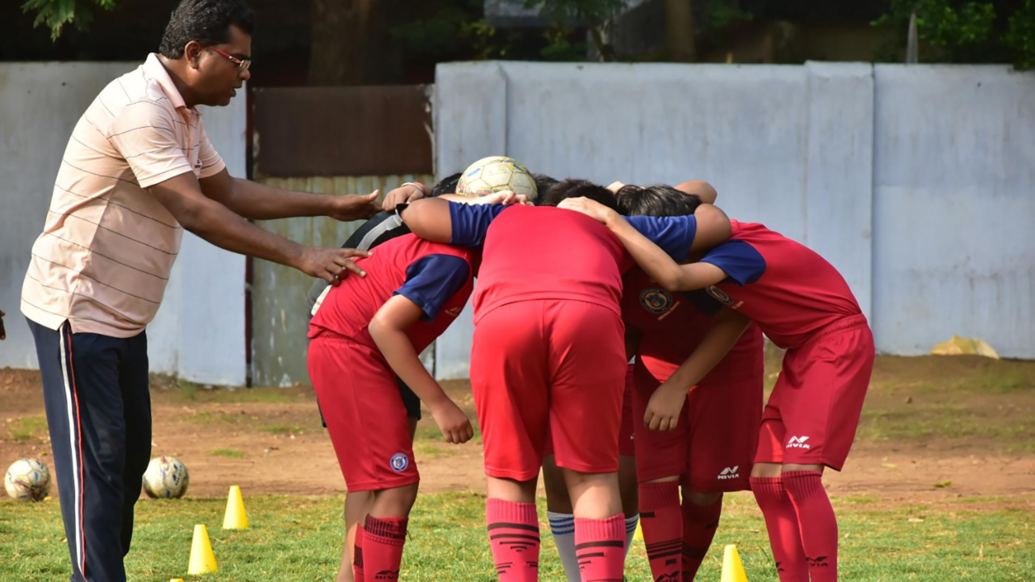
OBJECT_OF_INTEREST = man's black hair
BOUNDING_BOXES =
[159,0,256,59]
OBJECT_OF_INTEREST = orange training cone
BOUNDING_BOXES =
[721,544,749,582]
[222,485,250,529]
[187,524,218,575]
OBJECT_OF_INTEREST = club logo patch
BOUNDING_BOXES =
[639,288,673,314]
[389,453,410,472]
[706,285,734,305]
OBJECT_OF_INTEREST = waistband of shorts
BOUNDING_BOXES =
[309,329,359,344]
[801,314,869,347]
[474,297,621,324]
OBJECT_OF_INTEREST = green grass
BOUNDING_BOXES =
[171,384,302,404]
[261,424,304,435]
[966,368,1033,394]
[8,415,48,443]
[856,404,1035,443]
[1,492,1032,581]
[208,449,246,459]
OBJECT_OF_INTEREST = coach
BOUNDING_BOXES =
[19,1,378,580]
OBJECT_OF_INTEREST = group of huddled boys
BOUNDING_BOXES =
[305,165,874,582]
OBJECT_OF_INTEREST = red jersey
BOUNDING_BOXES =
[698,221,862,349]
[450,204,631,322]
[449,204,699,323]
[308,233,478,355]
[621,267,762,379]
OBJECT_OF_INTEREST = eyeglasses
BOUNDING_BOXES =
[208,46,251,71]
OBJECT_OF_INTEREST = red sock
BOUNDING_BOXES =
[363,515,408,582]
[751,477,809,582]
[486,498,540,581]
[782,471,838,582]
[575,514,626,581]
[353,524,366,582]
[680,494,722,581]
[639,481,683,582]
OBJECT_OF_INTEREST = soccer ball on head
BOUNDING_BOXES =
[5,458,51,501]
[142,456,190,499]
[456,156,538,201]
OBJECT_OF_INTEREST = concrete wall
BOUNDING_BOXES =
[0,62,247,385]
[872,66,1035,357]
[250,175,435,387]
[434,61,1034,375]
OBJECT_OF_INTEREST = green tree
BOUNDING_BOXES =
[874,0,1035,68]
[518,0,628,61]
[22,0,116,40]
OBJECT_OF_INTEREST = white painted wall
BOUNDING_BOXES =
[0,61,247,384]
[433,61,1034,376]
[872,65,1035,357]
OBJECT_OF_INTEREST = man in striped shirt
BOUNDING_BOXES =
[20,1,379,580]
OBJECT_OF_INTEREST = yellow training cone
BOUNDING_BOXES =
[187,524,218,575]
[223,485,250,529]
[721,544,749,582]
[633,521,644,541]
[170,579,185,582]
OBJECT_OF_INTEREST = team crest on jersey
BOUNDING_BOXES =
[389,453,410,472]
[706,286,734,305]
[639,288,673,314]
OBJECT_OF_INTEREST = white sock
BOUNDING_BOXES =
[547,510,581,582]
[624,513,639,558]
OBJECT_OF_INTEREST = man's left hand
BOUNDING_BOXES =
[330,191,382,222]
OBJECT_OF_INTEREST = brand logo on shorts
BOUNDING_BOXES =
[444,306,462,317]
[787,436,811,449]
[706,286,735,305]
[718,466,740,480]
[639,288,673,314]
[389,453,410,472]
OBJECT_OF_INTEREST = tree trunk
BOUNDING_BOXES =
[665,0,696,62]
[309,0,375,85]
[588,19,619,62]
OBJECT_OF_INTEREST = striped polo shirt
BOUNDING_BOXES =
[21,53,226,338]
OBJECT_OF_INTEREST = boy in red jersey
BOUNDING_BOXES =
[559,194,875,582]
[399,180,731,581]
[308,204,494,581]
[618,186,764,582]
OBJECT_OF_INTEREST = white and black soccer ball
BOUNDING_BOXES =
[456,156,538,201]
[5,458,51,501]
[142,456,190,499]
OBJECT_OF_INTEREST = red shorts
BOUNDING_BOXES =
[619,365,636,456]
[307,335,418,492]
[755,314,875,471]
[633,325,764,493]
[544,363,635,458]
[471,300,627,481]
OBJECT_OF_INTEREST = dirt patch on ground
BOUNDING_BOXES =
[2,356,1034,508]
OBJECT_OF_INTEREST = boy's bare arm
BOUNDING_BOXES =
[369,295,474,444]
[643,308,751,431]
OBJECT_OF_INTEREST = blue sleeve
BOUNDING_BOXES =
[393,255,471,321]
[625,215,697,260]
[448,203,508,247]
[698,240,766,286]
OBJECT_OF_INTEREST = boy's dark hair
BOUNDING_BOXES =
[160,0,256,59]
[533,174,559,199]
[537,179,619,212]
[431,173,462,197]
[617,184,701,217]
